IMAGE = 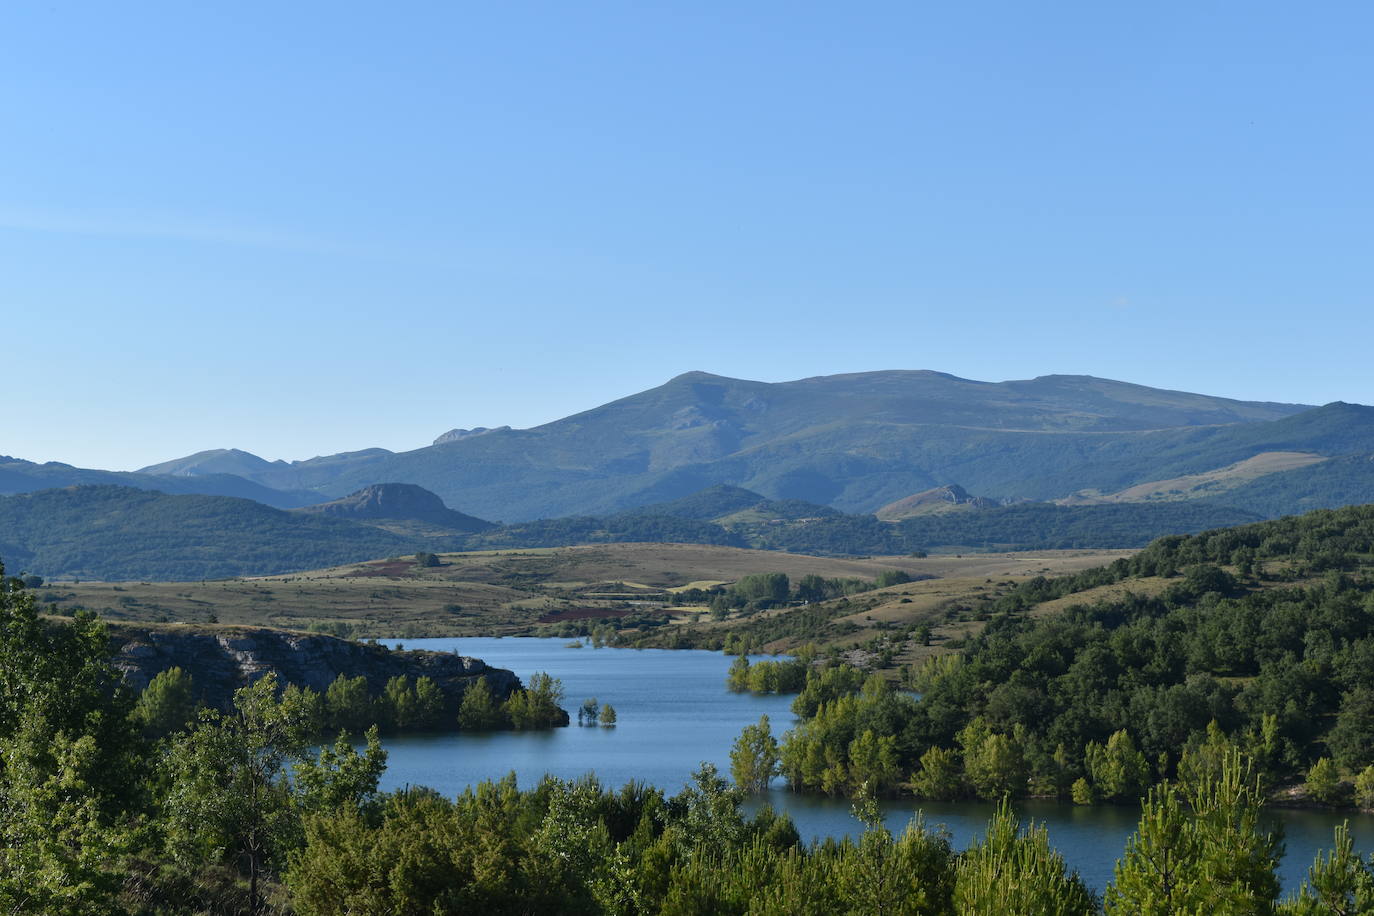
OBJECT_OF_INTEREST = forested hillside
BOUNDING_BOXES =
[716,504,1374,813]
[0,486,426,580]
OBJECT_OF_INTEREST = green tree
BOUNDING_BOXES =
[133,666,199,738]
[1086,729,1151,804]
[1306,757,1344,806]
[1282,821,1374,915]
[962,722,1027,800]
[730,715,779,792]
[1354,765,1374,809]
[324,674,376,735]
[954,798,1097,914]
[1105,749,1281,915]
[163,673,315,911]
[912,746,964,800]
[381,675,419,731]
[503,672,566,729]
[600,703,617,726]
[0,573,142,916]
[457,676,505,730]
[413,676,447,729]
[848,729,901,795]
[294,726,388,815]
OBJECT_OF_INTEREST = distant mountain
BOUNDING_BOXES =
[0,455,320,509]
[875,484,1002,520]
[0,486,437,580]
[295,484,496,536]
[141,370,1327,521]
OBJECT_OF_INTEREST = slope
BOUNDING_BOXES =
[0,486,434,580]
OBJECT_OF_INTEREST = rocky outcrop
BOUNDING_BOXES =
[109,624,520,710]
[295,483,495,533]
[875,484,1003,521]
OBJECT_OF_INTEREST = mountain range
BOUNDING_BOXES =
[7,369,1374,580]
[122,370,1374,521]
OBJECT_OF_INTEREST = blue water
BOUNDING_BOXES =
[381,637,1374,894]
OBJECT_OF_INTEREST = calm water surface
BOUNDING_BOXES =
[382,637,1373,894]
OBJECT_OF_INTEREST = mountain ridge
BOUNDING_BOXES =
[127,370,1325,521]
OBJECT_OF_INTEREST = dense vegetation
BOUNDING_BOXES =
[5,560,1374,914]
[133,666,569,742]
[738,504,1374,810]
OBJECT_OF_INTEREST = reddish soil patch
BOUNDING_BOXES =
[537,607,638,623]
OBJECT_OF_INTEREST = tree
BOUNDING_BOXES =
[413,676,447,729]
[382,676,419,731]
[912,746,964,800]
[163,673,315,912]
[1306,757,1344,806]
[600,703,617,726]
[324,674,376,735]
[1283,821,1374,915]
[1354,765,1374,809]
[962,723,1027,800]
[1105,749,1281,915]
[294,726,388,815]
[415,552,440,568]
[579,697,600,725]
[954,798,1097,914]
[730,715,779,792]
[133,666,199,738]
[874,569,912,589]
[504,673,566,729]
[0,572,141,915]
[848,729,900,795]
[457,676,505,730]
[1086,730,1151,804]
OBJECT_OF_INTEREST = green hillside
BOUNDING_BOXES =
[0,486,430,580]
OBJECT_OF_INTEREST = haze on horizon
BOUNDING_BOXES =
[3,2,1370,471]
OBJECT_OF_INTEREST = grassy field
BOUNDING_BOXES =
[36,543,1130,642]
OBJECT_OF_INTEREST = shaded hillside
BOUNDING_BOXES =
[1198,452,1374,518]
[744,501,1262,554]
[0,486,434,580]
[139,370,1316,520]
[295,483,496,535]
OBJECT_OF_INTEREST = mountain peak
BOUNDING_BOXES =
[296,483,495,533]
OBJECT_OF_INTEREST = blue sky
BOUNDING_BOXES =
[3,2,1370,470]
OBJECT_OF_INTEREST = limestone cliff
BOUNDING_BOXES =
[108,623,521,710]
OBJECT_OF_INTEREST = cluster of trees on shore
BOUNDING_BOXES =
[133,666,568,740]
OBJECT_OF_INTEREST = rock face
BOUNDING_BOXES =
[109,624,521,710]
[295,483,495,533]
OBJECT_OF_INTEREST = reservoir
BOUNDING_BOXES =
[381,637,1372,894]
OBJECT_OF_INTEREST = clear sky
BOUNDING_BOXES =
[3,2,1370,470]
